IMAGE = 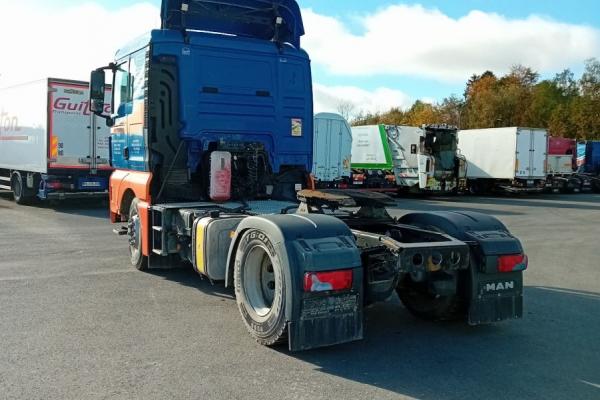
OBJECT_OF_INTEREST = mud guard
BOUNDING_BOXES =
[398,211,525,325]
[226,214,363,351]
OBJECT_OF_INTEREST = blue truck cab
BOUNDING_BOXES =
[90,0,313,216]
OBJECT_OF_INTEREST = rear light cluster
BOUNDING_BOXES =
[45,181,63,190]
[303,269,353,292]
[497,254,528,273]
[353,174,365,183]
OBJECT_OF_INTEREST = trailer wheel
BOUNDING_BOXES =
[396,274,463,321]
[11,172,32,205]
[128,198,148,271]
[234,230,287,346]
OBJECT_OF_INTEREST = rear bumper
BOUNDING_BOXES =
[46,190,109,200]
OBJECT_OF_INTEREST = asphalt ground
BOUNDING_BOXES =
[0,192,599,400]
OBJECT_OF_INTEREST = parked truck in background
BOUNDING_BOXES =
[545,137,594,193]
[89,0,527,351]
[351,124,465,194]
[458,127,547,194]
[311,113,352,188]
[0,78,111,203]
[576,140,600,192]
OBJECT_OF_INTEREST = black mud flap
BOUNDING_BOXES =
[468,269,524,325]
[288,269,364,352]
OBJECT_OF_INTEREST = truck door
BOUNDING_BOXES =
[531,130,548,178]
[515,129,531,178]
[125,50,149,172]
[110,59,131,170]
[313,117,331,181]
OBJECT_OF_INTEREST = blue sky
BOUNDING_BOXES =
[6,1,600,114]
[91,1,600,104]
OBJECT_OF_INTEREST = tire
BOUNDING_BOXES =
[127,198,148,271]
[11,172,32,205]
[396,274,463,321]
[234,230,287,346]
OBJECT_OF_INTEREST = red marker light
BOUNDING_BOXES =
[498,254,528,273]
[303,270,353,292]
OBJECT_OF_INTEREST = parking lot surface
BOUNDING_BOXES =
[0,193,599,400]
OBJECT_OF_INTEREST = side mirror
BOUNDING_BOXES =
[89,70,106,115]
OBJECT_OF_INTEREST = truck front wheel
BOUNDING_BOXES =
[128,198,148,271]
[396,274,463,321]
[234,230,287,346]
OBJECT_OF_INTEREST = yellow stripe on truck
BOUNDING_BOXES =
[195,219,209,274]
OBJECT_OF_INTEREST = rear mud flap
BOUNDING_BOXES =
[288,271,364,352]
[468,270,524,325]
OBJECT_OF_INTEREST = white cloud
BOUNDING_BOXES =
[313,83,412,117]
[302,5,600,82]
[0,2,160,87]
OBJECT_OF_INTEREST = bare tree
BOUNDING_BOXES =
[336,100,356,121]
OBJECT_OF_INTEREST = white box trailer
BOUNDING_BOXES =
[312,113,352,185]
[0,78,112,203]
[458,127,547,193]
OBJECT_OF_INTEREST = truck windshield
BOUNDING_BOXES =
[425,131,457,170]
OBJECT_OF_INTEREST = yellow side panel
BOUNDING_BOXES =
[195,219,210,275]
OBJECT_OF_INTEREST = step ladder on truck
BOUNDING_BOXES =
[89,0,529,351]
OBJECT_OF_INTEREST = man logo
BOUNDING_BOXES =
[484,281,515,292]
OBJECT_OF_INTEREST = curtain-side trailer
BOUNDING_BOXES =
[458,127,547,194]
[0,78,112,203]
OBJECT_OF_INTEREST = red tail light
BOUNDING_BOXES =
[303,270,353,292]
[46,181,63,190]
[498,254,528,272]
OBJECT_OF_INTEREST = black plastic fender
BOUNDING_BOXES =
[398,211,525,325]
[226,213,364,351]
[398,210,523,256]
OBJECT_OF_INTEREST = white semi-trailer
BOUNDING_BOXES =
[458,127,547,193]
[0,78,112,203]
[312,113,352,188]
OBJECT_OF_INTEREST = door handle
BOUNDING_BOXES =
[123,146,130,160]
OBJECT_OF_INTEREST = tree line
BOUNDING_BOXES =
[351,58,600,139]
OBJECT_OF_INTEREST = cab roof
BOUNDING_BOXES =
[160,0,304,48]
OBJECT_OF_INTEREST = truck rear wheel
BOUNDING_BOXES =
[128,198,148,271]
[234,230,287,346]
[396,274,463,321]
[11,172,32,205]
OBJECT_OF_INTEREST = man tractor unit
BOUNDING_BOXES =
[350,124,466,194]
[90,0,527,351]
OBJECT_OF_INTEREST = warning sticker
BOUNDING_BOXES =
[291,118,303,137]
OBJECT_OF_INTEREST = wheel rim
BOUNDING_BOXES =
[242,245,277,321]
[12,176,22,199]
[128,213,141,259]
